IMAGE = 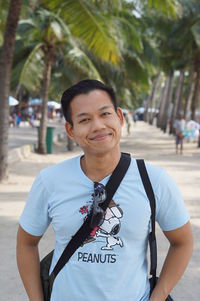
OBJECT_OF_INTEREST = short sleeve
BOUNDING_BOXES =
[155,169,190,231]
[20,173,51,236]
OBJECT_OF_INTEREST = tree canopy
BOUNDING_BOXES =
[1,0,200,179]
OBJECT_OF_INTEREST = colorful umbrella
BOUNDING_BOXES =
[9,96,19,106]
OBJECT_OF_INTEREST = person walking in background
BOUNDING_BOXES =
[174,114,186,155]
[123,111,131,135]
[16,112,22,127]
[17,80,193,301]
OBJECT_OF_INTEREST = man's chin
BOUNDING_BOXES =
[84,145,120,156]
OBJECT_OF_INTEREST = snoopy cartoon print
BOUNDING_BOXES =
[96,200,123,250]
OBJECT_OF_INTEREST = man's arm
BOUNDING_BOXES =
[149,221,193,301]
[16,225,43,301]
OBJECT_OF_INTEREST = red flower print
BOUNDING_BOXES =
[79,205,88,215]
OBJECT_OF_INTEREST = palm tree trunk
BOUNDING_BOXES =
[0,0,22,181]
[157,76,170,128]
[156,86,165,128]
[144,75,159,123]
[169,70,185,134]
[149,73,161,125]
[143,94,151,122]
[37,46,55,154]
[191,62,200,121]
[184,70,196,121]
[161,73,174,132]
[191,61,200,148]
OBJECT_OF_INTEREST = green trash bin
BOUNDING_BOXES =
[46,127,54,154]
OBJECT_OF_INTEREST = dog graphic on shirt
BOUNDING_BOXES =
[81,200,123,250]
[96,200,123,250]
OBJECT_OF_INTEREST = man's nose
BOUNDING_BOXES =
[91,116,106,130]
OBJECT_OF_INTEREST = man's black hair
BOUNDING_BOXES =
[61,79,117,125]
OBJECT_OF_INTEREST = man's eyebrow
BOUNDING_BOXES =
[76,105,113,118]
[76,112,89,118]
[99,105,113,111]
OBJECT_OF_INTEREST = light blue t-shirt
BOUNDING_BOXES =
[20,156,189,301]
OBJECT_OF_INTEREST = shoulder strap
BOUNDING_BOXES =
[102,152,131,210]
[136,159,157,287]
[52,152,131,279]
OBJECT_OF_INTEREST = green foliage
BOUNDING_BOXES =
[18,44,45,93]
[0,0,9,46]
[8,0,196,109]
[42,0,121,64]
[64,47,102,81]
[147,0,180,18]
[191,20,200,48]
[11,5,106,98]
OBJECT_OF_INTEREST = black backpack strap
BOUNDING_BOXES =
[136,159,157,288]
[102,152,131,210]
[52,152,131,279]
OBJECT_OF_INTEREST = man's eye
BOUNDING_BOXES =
[79,118,90,123]
[102,112,111,116]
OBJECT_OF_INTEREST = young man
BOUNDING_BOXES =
[17,80,193,301]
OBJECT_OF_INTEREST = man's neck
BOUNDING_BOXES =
[81,150,121,182]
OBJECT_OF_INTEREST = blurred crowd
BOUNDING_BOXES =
[9,103,63,128]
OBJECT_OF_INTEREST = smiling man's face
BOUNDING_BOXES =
[65,89,124,157]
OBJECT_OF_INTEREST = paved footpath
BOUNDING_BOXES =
[0,121,199,300]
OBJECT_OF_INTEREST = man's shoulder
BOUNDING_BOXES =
[40,155,80,178]
[143,161,178,196]
[130,157,163,175]
[130,157,164,189]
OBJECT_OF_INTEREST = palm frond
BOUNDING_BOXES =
[18,43,45,93]
[114,16,143,53]
[64,46,102,80]
[147,0,180,18]
[191,21,200,48]
[123,52,150,89]
[43,0,121,64]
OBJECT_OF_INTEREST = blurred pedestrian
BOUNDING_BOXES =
[174,114,186,155]
[124,112,131,135]
[16,112,22,127]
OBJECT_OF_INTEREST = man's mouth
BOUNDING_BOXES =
[90,133,112,141]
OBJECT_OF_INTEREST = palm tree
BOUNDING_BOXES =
[15,5,114,154]
[43,0,121,64]
[43,0,176,109]
[148,73,162,124]
[135,0,182,123]
[169,70,185,134]
[162,0,200,123]
[14,0,145,152]
[89,2,148,107]
[191,60,200,120]
[184,70,196,120]
[17,9,75,153]
[157,73,174,132]
[0,0,22,181]
[156,0,200,134]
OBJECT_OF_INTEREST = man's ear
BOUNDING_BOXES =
[65,122,75,140]
[116,107,124,126]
